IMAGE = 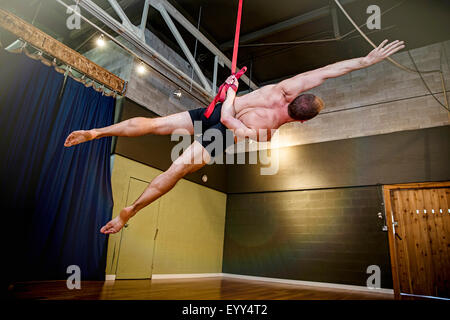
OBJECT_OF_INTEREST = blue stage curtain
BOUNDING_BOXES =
[0,50,114,282]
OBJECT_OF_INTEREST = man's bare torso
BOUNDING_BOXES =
[233,84,290,131]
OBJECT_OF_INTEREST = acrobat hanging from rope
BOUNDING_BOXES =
[64,0,404,234]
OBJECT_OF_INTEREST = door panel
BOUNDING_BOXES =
[390,187,450,298]
[116,178,160,279]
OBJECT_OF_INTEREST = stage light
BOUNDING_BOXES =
[96,34,106,47]
[173,89,182,99]
[137,61,146,74]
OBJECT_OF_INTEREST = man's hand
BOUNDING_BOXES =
[363,40,405,66]
[225,75,239,88]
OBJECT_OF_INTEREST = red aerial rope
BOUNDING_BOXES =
[231,0,243,74]
[204,0,246,118]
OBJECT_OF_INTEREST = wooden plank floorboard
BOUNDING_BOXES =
[8,277,394,300]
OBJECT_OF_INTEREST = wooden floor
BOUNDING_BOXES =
[8,277,393,300]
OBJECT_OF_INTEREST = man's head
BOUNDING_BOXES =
[287,94,324,122]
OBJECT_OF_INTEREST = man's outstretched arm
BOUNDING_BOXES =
[279,40,405,99]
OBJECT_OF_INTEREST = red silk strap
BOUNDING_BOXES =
[228,84,238,92]
[204,0,245,119]
[204,67,247,118]
[231,0,243,74]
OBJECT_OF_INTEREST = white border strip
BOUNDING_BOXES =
[105,274,116,281]
[149,273,394,294]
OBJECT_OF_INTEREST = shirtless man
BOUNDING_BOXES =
[64,40,405,234]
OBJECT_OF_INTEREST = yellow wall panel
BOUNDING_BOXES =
[106,155,226,277]
[153,177,227,274]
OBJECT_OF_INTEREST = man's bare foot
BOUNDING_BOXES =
[64,130,97,147]
[100,206,134,234]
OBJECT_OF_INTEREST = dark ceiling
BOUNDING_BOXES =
[1,0,449,89]
[168,0,450,86]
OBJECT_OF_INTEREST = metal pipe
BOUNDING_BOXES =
[333,0,439,74]
[330,0,340,38]
[158,4,211,91]
[107,0,135,32]
[190,5,202,92]
[212,55,219,94]
[140,0,151,40]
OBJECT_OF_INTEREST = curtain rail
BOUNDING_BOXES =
[0,8,126,94]
[6,41,122,98]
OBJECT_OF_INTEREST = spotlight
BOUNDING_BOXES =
[96,34,106,47]
[201,175,208,183]
[136,61,146,74]
[173,89,182,99]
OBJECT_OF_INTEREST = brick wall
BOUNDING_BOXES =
[227,125,450,192]
[269,40,450,148]
[223,186,393,288]
[83,29,209,117]
[85,34,449,147]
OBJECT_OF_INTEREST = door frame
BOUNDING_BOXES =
[382,181,450,299]
[115,176,160,279]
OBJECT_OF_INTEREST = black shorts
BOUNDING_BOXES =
[188,103,234,158]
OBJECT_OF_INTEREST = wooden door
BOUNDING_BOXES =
[116,178,160,279]
[384,182,450,300]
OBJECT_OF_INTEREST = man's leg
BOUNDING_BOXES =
[100,140,210,234]
[64,111,193,147]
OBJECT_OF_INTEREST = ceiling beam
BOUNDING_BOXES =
[157,3,212,92]
[107,0,135,32]
[148,0,258,90]
[330,0,340,38]
[71,0,214,99]
[69,0,136,39]
[220,0,358,49]
[139,0,151,40]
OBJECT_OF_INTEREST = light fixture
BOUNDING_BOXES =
[201,175,208,183]
[173,89,182,99]
[136,61,146,75]
[96,34,106,47]
[5,39,26,52]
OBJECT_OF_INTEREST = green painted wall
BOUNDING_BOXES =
[106,155,227,277]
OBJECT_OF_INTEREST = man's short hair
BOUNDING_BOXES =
[287,94,324,121]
